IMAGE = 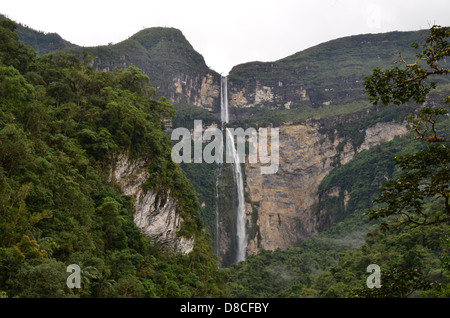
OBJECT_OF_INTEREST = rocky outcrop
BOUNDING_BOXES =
[174,72,220,110]
[227,30,428,112]
[109,154,194,254]
[66,27,222,112]
[357,121,407,152]
[243,120,407,255]
[228,72,311,110]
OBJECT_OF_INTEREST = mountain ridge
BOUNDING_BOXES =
[3,12,441,118]
[3,13,448,261]
[0,13,77,55]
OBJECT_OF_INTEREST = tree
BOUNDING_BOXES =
[353,266,434,298]
[0,19,35,73]
[0,21,228,298]
[364,25,449,229]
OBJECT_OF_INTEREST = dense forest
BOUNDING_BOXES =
[0,19,228,298]
[226,118,450,297]
[227,25,450,298]
[0,15,449,299]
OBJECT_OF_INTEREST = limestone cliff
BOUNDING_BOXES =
[174,72,221,111]
[357,121,407,152]
[227,30,429,113]
[243,120,407,255]
[66,27,222,112]
[228,63,311,112]
[108,154,194,254]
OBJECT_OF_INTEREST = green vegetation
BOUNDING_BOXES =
[230,101,373,128]
[64,27,217,104]
[315,118,450,228]
[0,13,77,56]
[172,102,219,129]
[0,20,228,298]
[227,213,449,298]
[364,25,450,229]
[318,135,413,227]
[227,25,450,298]
[179,160,218,245]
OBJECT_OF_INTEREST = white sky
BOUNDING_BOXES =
[2,0,450,74]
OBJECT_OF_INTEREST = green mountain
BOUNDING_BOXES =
[227,29,449,126]
[1,13,449,298]
[65,27,221,111]
[0,13,77,55]
[0,17,227,298]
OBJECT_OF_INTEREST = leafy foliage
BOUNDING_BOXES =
[0,21,228,298]
[365,26,449,106]
[368,144,450,227]
[227,26,450,298]
[227,212,449,298]
[364,25,450,229]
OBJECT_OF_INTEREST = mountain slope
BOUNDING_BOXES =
[4,15,448,262]
[65,27,221,111]
[226,29,449,125]
[0,13,77,55]
[0,18,228,298]
[223,28,449,258]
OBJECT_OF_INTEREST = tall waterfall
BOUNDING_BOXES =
[220,76,229,124]
[219,76,247,263]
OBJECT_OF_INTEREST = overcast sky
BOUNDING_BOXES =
[2,0,450,74]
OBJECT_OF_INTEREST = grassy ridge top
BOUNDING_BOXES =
[66,26,211,75]
[227,29,449,127]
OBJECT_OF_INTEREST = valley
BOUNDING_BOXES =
[0,13,449,298]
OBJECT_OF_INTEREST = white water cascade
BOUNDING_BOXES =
[218,76,247,263]
[220,76,229,123]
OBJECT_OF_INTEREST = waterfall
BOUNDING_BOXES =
[220,76,229,124]
[225,129,247,263]
[218,75,247,263]
[214,167,221,256]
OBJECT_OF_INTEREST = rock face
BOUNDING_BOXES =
[216,31,428,258]
[243,120,406,255]
[357,121,407,152]
[61,26,429,261]
[109,154,194,254]
[227,30,428,112]
[175,72,221,111]
[66,27,222,112]
[228,69,311,110]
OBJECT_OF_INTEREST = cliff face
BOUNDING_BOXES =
[227,30,429,113]
[244,120,406,255]
[109,154,194,254]
[357,121,407,152]
[228,63,311,111]
[215,31,430,258]
[66,27,222,112]
[174,72,221,110]
[35,25,437,260]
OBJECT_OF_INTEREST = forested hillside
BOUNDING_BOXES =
[1,12,448,299]
[0,19,228,298]
[227,25,450,298]
[227,127,450,297]
[0,13,77,56]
